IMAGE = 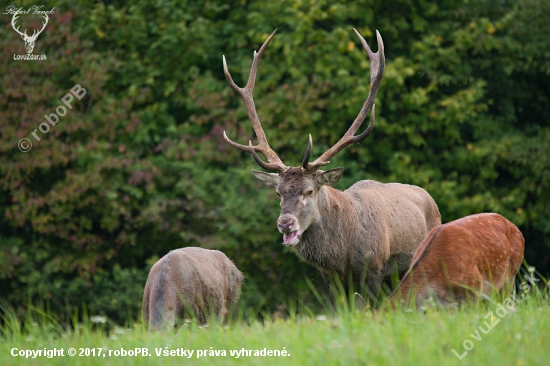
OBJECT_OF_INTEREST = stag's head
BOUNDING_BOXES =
[223,29,385,245]
[11,13,48,54]
[250,166,345,245]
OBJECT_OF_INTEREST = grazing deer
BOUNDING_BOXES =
[142,247,243,330]
[11,13,48,54]
[222,29,441,296]
[387,213,525,308]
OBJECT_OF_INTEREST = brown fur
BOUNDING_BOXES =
[142,247,243,330]
[388,213,525,308]
[266,167,442,295]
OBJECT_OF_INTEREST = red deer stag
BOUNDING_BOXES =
[222,29,441,295]
[388,213,525,308]
[142,247,243,330]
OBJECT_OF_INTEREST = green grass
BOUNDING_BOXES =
[2,276,550,366]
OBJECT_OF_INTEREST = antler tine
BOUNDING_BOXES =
[11,13,25,36]
[38,14,48,34]
[223,29,287,173]
[248,141,286,171]
[307,29,385,171]
[301,134,312,170]
[29,14,48,39]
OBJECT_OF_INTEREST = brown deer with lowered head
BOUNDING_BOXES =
[222,29,441,296]
[387,213,525,308]
[142,247,243,330]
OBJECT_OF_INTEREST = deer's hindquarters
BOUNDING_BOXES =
[392,213,525,308]
[142,247,243,330]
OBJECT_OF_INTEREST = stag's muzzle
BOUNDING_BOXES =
[277,215,301,245]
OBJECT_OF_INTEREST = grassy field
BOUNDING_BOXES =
[2,276,549,366]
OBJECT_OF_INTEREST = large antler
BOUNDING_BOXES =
[11,13,26,38]
[31,14,48,40]
[222,29,287,173]
[303,29,385,172]
[11,13,48,40]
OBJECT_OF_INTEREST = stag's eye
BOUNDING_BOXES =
[276,191,281,198]
[306,190,314,196]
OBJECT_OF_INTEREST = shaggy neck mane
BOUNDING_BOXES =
[297,185,360,271]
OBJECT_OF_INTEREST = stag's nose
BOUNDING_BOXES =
[277,217,295,233]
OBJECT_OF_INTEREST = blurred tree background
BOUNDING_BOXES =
[1,0,549,324]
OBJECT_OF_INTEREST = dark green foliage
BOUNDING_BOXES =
[1,0,549,324]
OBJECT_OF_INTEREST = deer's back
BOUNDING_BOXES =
[410,213,524,278]
[142,247,243,327]
[395,213,525,305]
[347,180,441,252]
[166,248,241,296]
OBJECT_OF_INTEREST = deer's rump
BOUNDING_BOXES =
[142,247,243,329]
[390,213,525,307]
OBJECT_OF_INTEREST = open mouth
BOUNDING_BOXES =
[283,231,300,245]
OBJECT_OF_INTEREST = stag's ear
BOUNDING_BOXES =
[316,167,344,186]
[251,170,280,188]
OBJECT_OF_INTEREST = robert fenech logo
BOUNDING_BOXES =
[4,5,55,60]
